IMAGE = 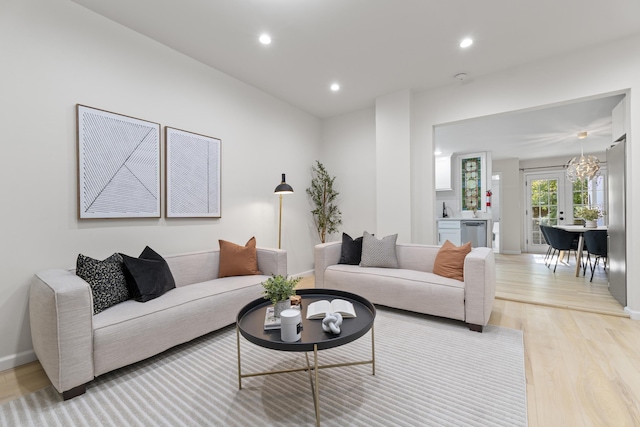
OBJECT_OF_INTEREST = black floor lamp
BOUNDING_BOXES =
[274,173,293,249]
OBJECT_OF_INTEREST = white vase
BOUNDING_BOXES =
[584,220,597,228]
[274,299,291,318]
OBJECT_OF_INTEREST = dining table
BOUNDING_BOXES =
[554,224,608,277]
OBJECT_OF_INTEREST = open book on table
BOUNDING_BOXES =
[306,299,356,320]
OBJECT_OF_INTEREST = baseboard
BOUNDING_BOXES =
[295,269,314,277]
[624,306,640,320]
[0,349,37,372]
[501,250,522,255]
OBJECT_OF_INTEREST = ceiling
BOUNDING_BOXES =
[434,94,625,161]
[70,0,638,160]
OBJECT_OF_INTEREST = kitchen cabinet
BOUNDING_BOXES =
[438,218,492,247]
[435,155,452,191]
[437,220,461,245]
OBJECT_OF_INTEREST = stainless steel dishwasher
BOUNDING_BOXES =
[461,220,487,247]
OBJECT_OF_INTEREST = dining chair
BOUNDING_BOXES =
[539,225,553,265]
[583,230,608,282]
[545,227,580,273]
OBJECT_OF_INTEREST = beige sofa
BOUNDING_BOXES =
[29,247,286,399]
[315,242,495,331]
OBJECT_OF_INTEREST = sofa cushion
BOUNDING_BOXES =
[324,265,465,321]
[360,231,398,268]
[121,246,176,302]
[218,237,262,277]
[76,253,130,315]
[338,232,364,265]
[92,275,268,376]
[433,240,472,281]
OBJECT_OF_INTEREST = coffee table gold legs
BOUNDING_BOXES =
[304,346,321,426]
[236,324,242,390]
[237,329,375,426]
[314,345,320,426]
[371,324,376,375]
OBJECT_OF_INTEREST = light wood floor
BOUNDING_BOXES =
[3,254,639,426]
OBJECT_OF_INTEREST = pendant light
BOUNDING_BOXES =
[566,132,600,182]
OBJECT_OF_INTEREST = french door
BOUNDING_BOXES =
[525,172,567,253]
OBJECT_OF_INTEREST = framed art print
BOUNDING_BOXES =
[165,127,221,218]
[77,105,161,219]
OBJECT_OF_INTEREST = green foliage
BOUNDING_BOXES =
[261,275,301,305]
[575,206,604,221]
[306,161,342,243]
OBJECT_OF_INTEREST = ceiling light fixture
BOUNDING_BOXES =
[460,38,473,48]
[330,83,340,91]
[566,131,601,182]
[259,34,271,45]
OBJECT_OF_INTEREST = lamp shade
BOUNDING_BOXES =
[274,173,294,194]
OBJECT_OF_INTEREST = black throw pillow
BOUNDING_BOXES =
[120,246,176,302]
[76,253,130,315]
[338,232,364,265]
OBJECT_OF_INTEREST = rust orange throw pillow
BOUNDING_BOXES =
[219,237,262,278]
[433,240,472,281]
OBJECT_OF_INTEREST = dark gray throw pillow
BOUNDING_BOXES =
[76,253,130,315]
[120,246,176,302]
[338,232,364,265]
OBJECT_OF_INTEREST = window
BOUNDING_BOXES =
[572,174,606,225]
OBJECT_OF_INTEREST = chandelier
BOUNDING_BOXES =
[566,132,601,182]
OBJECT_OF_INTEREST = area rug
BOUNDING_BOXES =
[0,308,527,426]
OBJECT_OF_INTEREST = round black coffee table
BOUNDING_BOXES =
[236,288,376,426]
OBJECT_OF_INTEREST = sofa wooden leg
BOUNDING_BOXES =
[468,323,484,333]
[62,384,87,400]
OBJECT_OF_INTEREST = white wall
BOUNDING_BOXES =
[375,90,412,241]
[0,0,320,368]
[320,108,376,241]
[492,159,522,254]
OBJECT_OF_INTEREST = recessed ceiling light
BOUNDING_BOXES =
[259,34,271,45]
[330,83,340,91]
[434,151,442,156]
[460,38,473,48]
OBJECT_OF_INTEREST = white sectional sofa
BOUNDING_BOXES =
[315,241,496,332]
[29,247,286,399]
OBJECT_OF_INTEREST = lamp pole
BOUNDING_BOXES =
[278,193,284,249]
[274,173,293,249]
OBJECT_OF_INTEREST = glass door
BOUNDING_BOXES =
[525,172,566,253]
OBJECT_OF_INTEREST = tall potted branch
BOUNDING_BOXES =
[306,161,342,243]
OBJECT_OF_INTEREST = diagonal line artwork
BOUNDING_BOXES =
[79,108,160,218]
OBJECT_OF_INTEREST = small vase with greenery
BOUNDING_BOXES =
[306,161,342,243]
[575,206,604,227]
[262,275,301,317]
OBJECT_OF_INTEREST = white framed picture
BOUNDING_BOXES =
[165,127,221,218]
[77,105,161,219]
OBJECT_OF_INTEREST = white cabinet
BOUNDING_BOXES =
[435,155,452,191]
[437,220,461,245]
[612,98,626,142]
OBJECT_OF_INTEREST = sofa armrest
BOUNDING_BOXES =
[314,242,342,287]
[256,247,287,277]
[463,247,496,327]
[30,269,94,394]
